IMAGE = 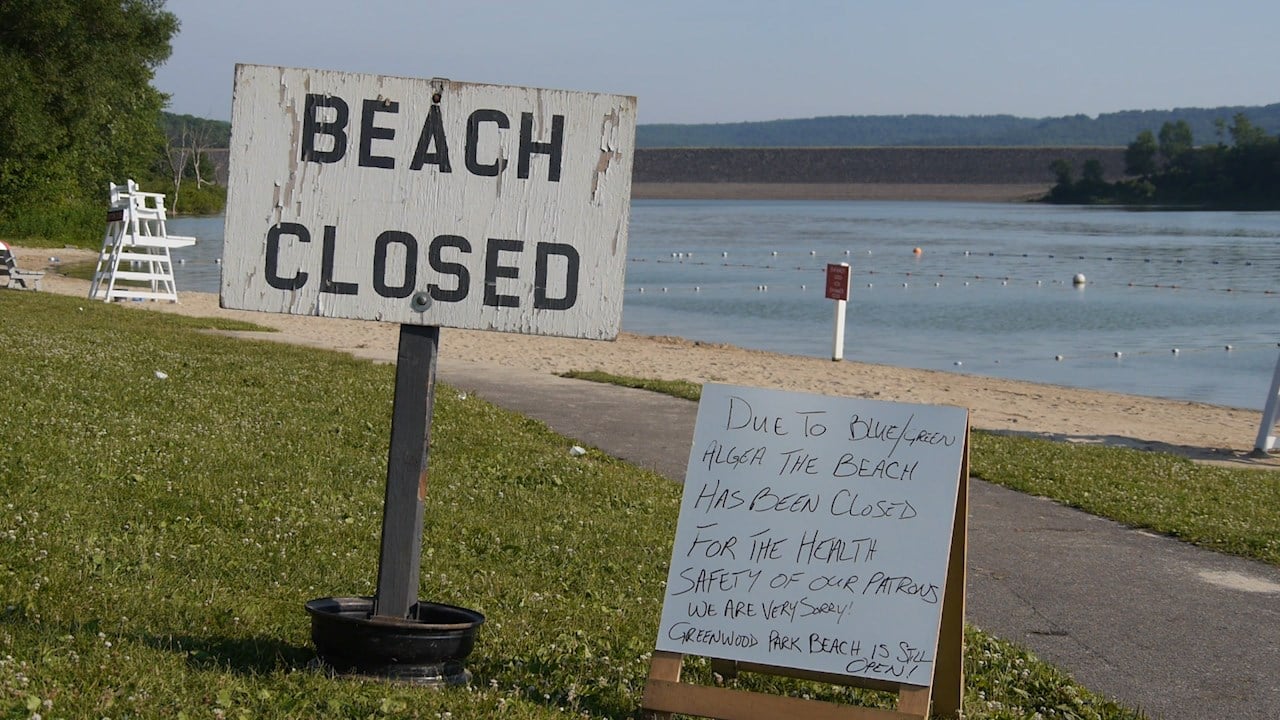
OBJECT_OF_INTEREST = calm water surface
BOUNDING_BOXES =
[167,200,1280,410]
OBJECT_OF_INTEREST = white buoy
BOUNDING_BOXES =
[810,250,816,256]
[694,286,700,292]
[1114,351,1123,358]
[1225,344,1234,351]
[722,251,728,258]
[771,251,778,256]
[1172,348,1180,355]
[1073,273,1087,286]
[1055,355,1064,361]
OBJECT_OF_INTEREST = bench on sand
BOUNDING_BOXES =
[0,242,45,291]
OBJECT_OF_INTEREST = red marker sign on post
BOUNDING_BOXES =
[826,262,850,360]
[825,262,851,301]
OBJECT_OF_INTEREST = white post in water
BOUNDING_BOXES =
[825,262,850,361]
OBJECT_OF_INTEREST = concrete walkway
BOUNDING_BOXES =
[438,360,1280,720]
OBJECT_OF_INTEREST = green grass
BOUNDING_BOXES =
[0,293,1141,719]
[46,260,97,282]
[563,371,1280,568]
[971,433,1280,564]
[0,202,103,249]
[560,370,702,401]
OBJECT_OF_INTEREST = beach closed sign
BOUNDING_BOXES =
[655,383,968,685]
[221,64,637,339]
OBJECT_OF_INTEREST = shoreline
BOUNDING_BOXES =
[9,244,1278,469]
[633,182,1051,202]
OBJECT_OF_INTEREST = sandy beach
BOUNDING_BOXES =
[11,244,1278,468]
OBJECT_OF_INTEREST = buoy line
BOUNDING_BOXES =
[629,258,1280,298]
[642,247,1280,269]
[945,339,1279,371]
[962,249,1277,269]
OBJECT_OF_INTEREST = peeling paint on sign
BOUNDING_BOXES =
[221,64,637,340]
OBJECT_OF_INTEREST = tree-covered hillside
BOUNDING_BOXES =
[160,104,1280,151]
[161,112,231,147]
[637,105,1280,148]
[0,0,177,242]
[1047,113,1280,208]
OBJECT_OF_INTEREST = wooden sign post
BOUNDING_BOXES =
[643,384,969,719]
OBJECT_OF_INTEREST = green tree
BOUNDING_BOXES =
[1047,159,1077,202]
[1081,159,1105,184]
[1050,158,1074,186]
[0,0,177,227]
[1157,120,1194,166]
[1124,130,1158,177]
[1229,112,1269,148]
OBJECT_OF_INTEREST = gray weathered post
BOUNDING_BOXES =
[373,324,440,618]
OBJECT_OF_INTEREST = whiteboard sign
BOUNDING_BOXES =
[221,64,636,339]
[655,384,968,685]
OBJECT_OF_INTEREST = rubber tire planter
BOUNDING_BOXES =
[305,596,485,685]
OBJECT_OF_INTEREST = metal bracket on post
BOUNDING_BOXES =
[373,324,440,618]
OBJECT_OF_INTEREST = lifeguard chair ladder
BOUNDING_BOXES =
[88,180,195,303]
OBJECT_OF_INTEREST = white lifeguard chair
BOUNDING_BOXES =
[88,180,196,303]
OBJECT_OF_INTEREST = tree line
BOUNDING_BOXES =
[0,0,225,245]
[1047,114,1280,208]
[637,106,1280,149]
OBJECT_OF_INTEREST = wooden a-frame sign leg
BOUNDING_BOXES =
[641,428,970,720]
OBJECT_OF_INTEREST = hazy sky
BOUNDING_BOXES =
[154,0,1280,125]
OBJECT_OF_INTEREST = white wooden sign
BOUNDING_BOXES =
[220,64,636,339]
[655,384,968,686]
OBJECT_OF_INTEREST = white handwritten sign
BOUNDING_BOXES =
[655,383,968,686]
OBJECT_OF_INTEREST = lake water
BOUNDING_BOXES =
[165,201,1280,410]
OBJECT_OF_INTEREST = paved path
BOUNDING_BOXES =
[439,360,1280,720]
